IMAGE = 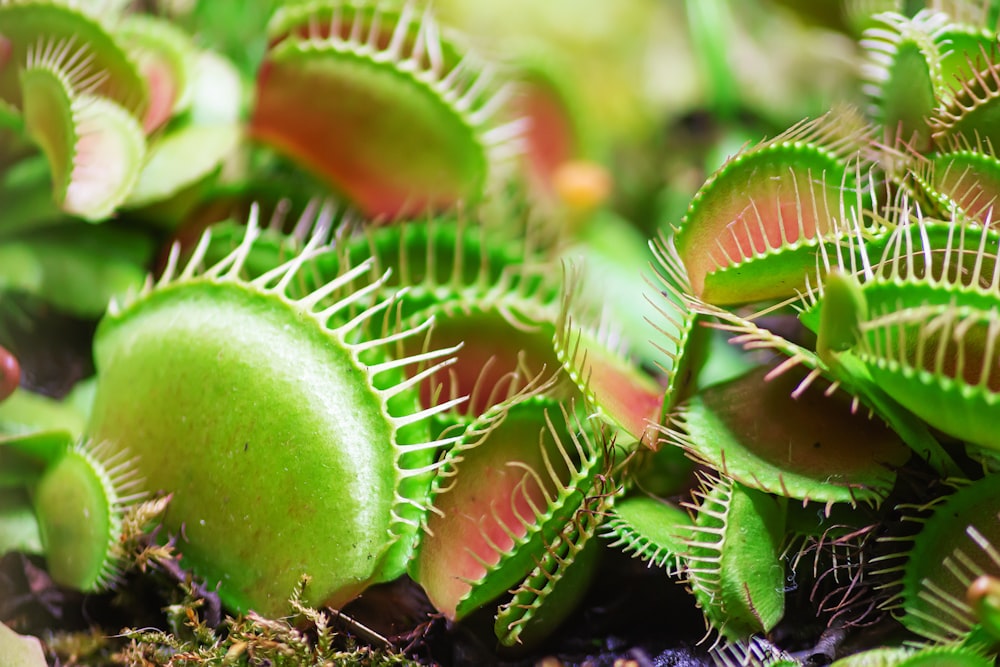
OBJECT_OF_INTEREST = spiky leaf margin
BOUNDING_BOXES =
[554,261,662,446]
[412,392,609,621]
[33,439,143,591]
[0,0,148,117]
[860,10,949,146]
[90,212,465,612]
[601,493,692,575]
[20,46,144,220]
[494,468,615,647]
[673,107,873,304]
[682,474,787,645]
[875,476,1000,646]
[668,364,909,508]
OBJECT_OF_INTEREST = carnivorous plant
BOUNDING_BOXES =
[11,1,1000,665]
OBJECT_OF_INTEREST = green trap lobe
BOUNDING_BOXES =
[88,282,403,614]
[899,475,1000,642]
[20,65,73,201]
[856,300,1000,450]
[686,477,786,639]
[116,15,195,132]
[34,450,115,591]
[676,365,908,505]
[931,60,1000,150]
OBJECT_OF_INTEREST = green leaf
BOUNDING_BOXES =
[21,62,146,220]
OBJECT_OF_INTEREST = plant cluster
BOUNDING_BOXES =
[6,0,1000,665]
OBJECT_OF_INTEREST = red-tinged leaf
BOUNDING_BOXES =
[0,2,147,118]
[20,44,145,220]
[251,4,513,218]
[674,109,871,304]
[116,15,195,132]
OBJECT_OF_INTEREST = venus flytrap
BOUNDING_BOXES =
[0,1,149,221]
[494,469,615,648]
[410,386,625,649]
[896,134,1000,224]
[798,205,1000,454]
[250,0,523,218]
[601,493,693,575]
[0,0,241,226]
[873,475,1000,649]
[0,2,148,117]
[30,438,143,591]
[114,13,195,134]
[860,9,949,147]
[293,210,572,423]
[120,25,243,211]
[0,423,160,597]
[672,107,874,305]
[667,364,911,509]
[590,3,1000,646]
[22,0,1000,663]
[553,265,664,445]
[683,473,787,644]
[83,216,465,615]
[19,41,145,220]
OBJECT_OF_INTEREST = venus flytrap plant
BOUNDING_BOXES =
[83,215,465,615]
[493,466,617,648]
[19,40,145,220]
[872,473,1000,650]
[601,493,693,575]
[0,1,148,221]
[30,438,144,591]
[860,9,950,147]
[0,0,241,227]
[409,385,617,644]
[553,265,665,445]
[0,422,163,599]
[250,0,523,218]
[588,3,1000,647]
[902,134,1000,225]
[672,107,875,305]
[683,473,787,645]
[119,23,243,211]
[710,636,798,667]
[0,2,148,117]
[787,196,1000,456]
[113,13,195,134]
[277,208,576,428]
[23,0,1000,663]
[667,363,911,510]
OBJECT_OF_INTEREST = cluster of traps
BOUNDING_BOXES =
[9,1,1000,665]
